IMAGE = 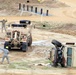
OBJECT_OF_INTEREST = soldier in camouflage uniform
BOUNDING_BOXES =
[0,47,10,64]
[0,19,7,32]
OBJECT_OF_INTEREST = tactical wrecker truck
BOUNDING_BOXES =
[4,20,32,52]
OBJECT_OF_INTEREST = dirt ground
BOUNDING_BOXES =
[0,28,76,75]
[0,0,76,75]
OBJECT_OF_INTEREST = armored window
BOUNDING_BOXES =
[12,24,27,28]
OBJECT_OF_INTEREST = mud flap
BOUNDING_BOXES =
[22,42,28,52]
[28,35,32,46]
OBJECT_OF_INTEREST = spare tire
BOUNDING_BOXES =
[20,20,31,24]
[51,40,62,47]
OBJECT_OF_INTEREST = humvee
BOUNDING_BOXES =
[4,20,32,52]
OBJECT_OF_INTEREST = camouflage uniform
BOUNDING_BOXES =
[0,48,10,64]
[0,19,7,32]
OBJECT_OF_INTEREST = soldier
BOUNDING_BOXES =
[0,19,7,33]
[0,47,10,64]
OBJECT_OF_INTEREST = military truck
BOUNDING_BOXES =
[4,20,32,52]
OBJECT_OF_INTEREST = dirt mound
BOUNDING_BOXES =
[34,21,76,36]
[41,0,68,7]
[0,0,68,16]
[51,23,76,36]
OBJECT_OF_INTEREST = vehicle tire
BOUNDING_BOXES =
[28,35,32,46]
[61,63,65,67]
[61,57,65,67]
[4,42,10,50]
[22,42,28,52]
[51,40,62,47]
[20,20,31,24]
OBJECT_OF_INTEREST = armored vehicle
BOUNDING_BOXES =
[4,20,32,52]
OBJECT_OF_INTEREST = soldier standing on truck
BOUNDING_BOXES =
[0,47,10,64]
[0,19,7,33]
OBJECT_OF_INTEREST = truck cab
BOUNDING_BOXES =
[4,20,32,52]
